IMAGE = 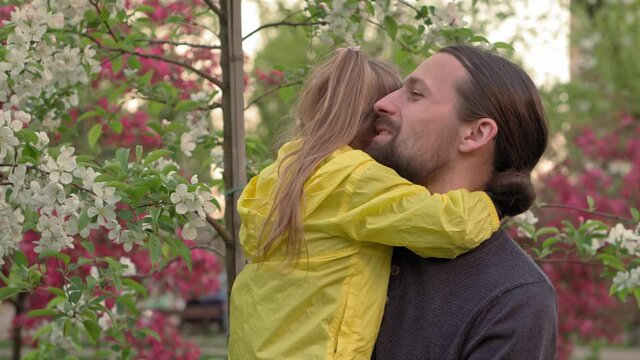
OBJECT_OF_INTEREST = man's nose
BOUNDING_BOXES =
[374,91,399,116]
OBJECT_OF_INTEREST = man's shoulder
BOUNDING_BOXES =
[377,230,557,359]
[392,229,554,300]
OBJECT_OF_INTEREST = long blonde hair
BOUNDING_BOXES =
[257,48,402,263]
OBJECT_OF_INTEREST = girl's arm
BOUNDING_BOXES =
[332,160,500,258]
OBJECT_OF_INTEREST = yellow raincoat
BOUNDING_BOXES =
[229,142,500,360]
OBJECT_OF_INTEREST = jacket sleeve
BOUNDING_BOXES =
[332,161,500,258]
[463,281,558,359]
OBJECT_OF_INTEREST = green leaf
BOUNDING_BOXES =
[88,123,103,148]
[171,238,192,271]
[15,129,39,144]
[116,296,140,316]
[151,208,162,224]
[47,287,66,297]
[140,70,154,86]
[78,210,90,233]
[109,120,124,134]
[140,328,161,341]
[542,236,563,248]
[0,287,21,301]
[595,253,625,271]
[39,250,70,265]
[20,143,40,163]
[118,210,134,221]
[112,56,123,74]
[27,309,58,318]
[115,148,130,172]
[104,257,122,272]
[631,207,640,222]
[122,278,148,297]
[80,239,95,254]
[135,145,143,162]
[77,110,102,122]
[46,296,67,309]
[587,195,595,210]
[493,41,514,50]
[127,55,141,70]
[149,234,161,266]
[13,251,28,268]
[535,227,559,237]
[143,149,173,166]
[383,15,398,40]
[83,319,101,344]
[135,5,155,13]
[166,15,185,23]
[174,99,201,113]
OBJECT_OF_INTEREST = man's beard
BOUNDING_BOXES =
[366,123,454,187]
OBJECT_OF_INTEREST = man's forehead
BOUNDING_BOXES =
[409,53,468,86]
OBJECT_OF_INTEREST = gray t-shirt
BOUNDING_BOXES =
[373,229,558,359]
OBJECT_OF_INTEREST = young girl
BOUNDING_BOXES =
[229,48,500,359]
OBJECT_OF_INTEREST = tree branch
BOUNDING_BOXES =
[88,0,119,41]
[537,203,636,224]
[398,0,421,13]
[146,39,221,50]
[106,47,222,88]
[534,258,604,267]
[245,81,302,110]
[136,245,225,278]
[132,95,222,111]
[206,214,233,245]
[203,0,223,19]
[243,20,327,41]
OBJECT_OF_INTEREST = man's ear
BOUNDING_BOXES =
[458,118,498,153]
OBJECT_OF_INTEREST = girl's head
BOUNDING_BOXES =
[259,48,401,263]
[294,47,402,150]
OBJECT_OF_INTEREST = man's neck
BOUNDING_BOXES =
[425,162,492,194]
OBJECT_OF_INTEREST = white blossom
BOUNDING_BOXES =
[119,256,137,276]
[105,220,122,242]
[41,146,77,184]
[98,312,112,331]
[170,184,196,214]
[115,230,145,252]
[183,217,205,241]
[8,164,27,188]
[513,210,538,239]
[35,213,74,253]
[28,131,47,151]
[195,188,216,218]
[612,267,640,291]
[180,132,196,157]
[87,203,117,227]
[434,2,468,28]
[73,166,99,190]
[90,266,101,281]
[607,223,640,256]
[56,194,81,217]
[190,91,209,102]
[92,183,121,207]
[0,205,24,265]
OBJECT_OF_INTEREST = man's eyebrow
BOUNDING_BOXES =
[404,76,431,94]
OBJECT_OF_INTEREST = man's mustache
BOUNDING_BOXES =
[375,116,399,133]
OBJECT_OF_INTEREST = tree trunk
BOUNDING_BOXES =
[11,293,26,360]
[219,0,247,290]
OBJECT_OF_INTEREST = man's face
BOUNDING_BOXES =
[366,53,468,186]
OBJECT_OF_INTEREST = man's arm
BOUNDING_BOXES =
[463,281,558,360]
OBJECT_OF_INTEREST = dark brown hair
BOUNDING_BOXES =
[438,45,549,216]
